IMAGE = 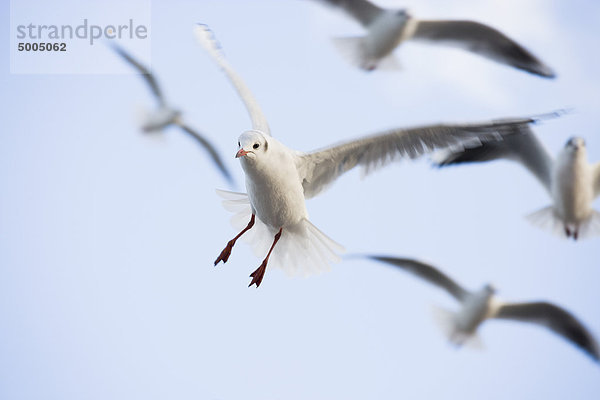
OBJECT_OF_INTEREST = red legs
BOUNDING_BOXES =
[214,214,255,265]
[215,217,282,288]
[248,228,283,288]
[564,225,579,240]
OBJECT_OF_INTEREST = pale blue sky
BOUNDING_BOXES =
[1,1,599,399]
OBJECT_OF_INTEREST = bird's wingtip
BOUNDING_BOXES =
[530,108,572,124]
[193,23,225,54]
[538,65,557,79]
[194,22,211,33]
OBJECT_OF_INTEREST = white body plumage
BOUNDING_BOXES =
[238,132,308,229]
[552,139,595,229]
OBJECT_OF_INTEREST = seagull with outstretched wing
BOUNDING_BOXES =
[112,44,233,184]
[194,24,552,288]
[312,0,555,77]
[367,256,600,363]
[434,125,600,240]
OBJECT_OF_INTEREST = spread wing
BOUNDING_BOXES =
[314,0,384,27]
[194,24,271,136]
[367,256,469,301]
[411,20,555,78]
[434,124,554,194]
[175,122,234,184]
[297,117,540,198]
[494,301,600,362]
[111,43,166,106]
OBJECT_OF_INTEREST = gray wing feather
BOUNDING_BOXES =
[315,0,384,27]
[176,122,234,184]
[494,302,600,362]
[111,44,165,105]
[435,125,554,194]
[412,20,555,78]
[297,117,539,199]
[368,256,469,301]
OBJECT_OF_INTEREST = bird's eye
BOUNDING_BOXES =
[238,141,240,146]
[253,143,260,149]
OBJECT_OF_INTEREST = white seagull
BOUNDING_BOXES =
[112,44,233,184]
[194,24,549,288]
[313,0,555,77]
[434,125,600,240]
[367,255,600,362]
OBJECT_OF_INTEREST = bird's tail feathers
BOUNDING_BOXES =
[525,206,565,238]
[378,53,402,71]
[332,36,379,71]
[134,105,160,134]
[430,305,484,349]
[525,206,600,239]
[577,209,600,239]
[430,305,458,341]
[274,219,345,277]
[462,332,485,351]
[216,190,345,277]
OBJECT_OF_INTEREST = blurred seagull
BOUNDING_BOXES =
[434,125,600,240]
[313,0,555,77]
[367,256,600,362]
[194,23,548,288]
[112,44,233,184]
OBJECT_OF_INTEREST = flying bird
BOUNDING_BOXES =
[367,255,600,362]
[434,125,600,239]
[312,0,555,77]
[111,44,233,184]
[194,23,549,288]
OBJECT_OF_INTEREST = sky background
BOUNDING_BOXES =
[1,0,599,399]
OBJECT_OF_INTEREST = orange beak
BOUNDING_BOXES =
[236,149,249,158]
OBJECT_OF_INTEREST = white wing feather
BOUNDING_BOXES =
[194,24,271,136]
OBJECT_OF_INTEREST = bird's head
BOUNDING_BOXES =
[565,137,586,152]
[236,130,269,162]
[483,283,496,295]
[394,8,412,19]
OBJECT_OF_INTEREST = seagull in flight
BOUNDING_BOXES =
[194,23,550,288]
[367,255,600,363]
[434,125,600,240]
[312,0,555,77]
[112,44,233,184]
